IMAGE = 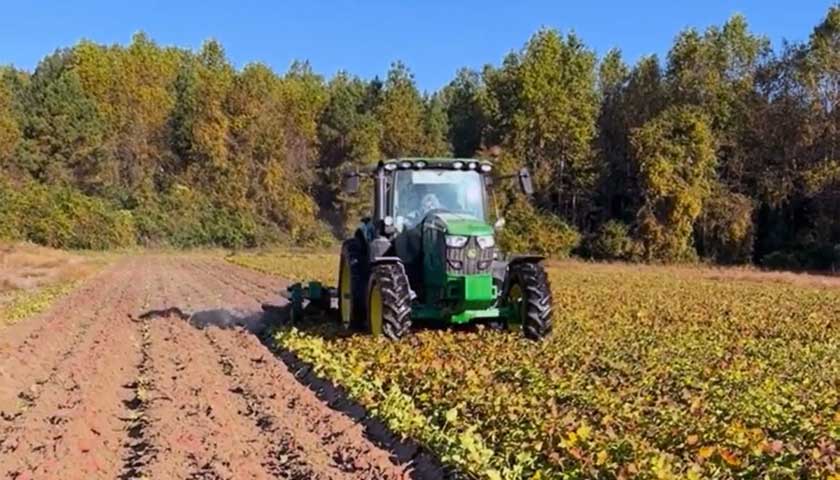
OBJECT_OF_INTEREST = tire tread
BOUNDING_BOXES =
[509,262,553,340]
[368,263,412,340]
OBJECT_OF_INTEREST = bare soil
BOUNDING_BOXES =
[0,255,413,479]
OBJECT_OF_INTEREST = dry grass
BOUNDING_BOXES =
[0,242,114,327]
[231,248,840,292]
[547,258,840,290]
[0,242,98,294]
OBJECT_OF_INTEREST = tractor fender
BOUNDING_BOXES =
[507,254,546,265]
[370,256,405,269]
[498,255,546,298]
[370,255,402,262]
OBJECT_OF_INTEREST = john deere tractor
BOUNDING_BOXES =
[338,158,553,340]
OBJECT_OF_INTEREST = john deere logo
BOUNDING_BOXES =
[467,248,478,259]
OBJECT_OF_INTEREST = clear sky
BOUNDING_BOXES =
[0,1,834,91]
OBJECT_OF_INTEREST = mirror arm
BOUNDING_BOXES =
[494,169,535,197]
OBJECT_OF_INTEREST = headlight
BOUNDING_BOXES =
[476,235,495,249]
[445,235,468,248]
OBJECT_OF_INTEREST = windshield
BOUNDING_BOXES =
[391,170,486,229]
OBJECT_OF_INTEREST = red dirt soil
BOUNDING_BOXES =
[0,255,412,479]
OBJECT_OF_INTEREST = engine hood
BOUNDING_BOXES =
[425,212,493,237]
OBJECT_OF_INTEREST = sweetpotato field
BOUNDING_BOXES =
[230,251,840,480]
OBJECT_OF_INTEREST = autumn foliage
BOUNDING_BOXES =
[0,7,839,269]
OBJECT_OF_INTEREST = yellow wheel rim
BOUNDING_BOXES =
[339,257,352,326]
[368,282,383,336]
[507,283,524,331]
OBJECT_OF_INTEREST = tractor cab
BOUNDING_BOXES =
[339,158,552,340]
[393,168,486,230]
[343,158,531,240]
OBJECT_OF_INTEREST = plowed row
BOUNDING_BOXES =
[0,255,411,479]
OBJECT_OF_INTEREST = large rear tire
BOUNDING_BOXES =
[367,263,412,340]
[338,239,366,330]
[504,262,553,340]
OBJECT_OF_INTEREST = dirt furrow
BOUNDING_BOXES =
[205,327,411,480]
[0,255,424,480]
[141,315,307,479]
[120,311,154,480]
[192,257,282,299]
[0,260,150,479]
[0,263,132,416]
[147,258,244,316]
[180,258,271,309]
[162,260,412,479]
[0,260,142,420]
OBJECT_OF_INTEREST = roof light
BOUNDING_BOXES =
[452,161,464,169]
[468,162,478,170]
[399,161,412,169]
[480,164,492,173]
[414,160,427,169]
[384,163,398,171]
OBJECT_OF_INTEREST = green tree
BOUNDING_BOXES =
[421,92,450,156]
[480,54,522,150]
[71,33,183,199]
[18,51,107,190]
[441,68,485,157]
[377,61,426,157]
[277,60,328,191]
[743,6,839,266]
[695,185,754,263]
[171,40,237,200]
[0,79,20,170]
[667,15,769,187]
[800,5,839,117]
[596,53,667,223]
[317,73,382,234]
[226,62,327,242]
[487,29,599,225]
[632,106,716,261]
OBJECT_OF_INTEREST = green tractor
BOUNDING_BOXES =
[337,157,553,340]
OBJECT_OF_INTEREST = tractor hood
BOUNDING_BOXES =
[425,212,494,237]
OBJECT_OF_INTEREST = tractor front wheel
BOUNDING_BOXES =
[367,263,412,340]
[504,262,553,340]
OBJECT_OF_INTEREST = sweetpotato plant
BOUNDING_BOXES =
[231,251,840,479]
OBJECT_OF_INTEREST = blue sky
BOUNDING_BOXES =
[0,1,834,91]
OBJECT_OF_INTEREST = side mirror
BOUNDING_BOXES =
[518,168,534,197]
[494,218,506,231]
[342,172,360,194]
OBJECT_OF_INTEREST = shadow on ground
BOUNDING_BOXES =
[137,306,272,334]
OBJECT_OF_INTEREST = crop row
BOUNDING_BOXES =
[231,252,840,479]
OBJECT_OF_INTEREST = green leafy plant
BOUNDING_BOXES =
[239,251,840,479]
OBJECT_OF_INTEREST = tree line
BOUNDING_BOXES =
[0,6,838,269]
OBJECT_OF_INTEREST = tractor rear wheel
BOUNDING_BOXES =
[367,263,412,340]
[338,239,366,330]
[504,262,553,340]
